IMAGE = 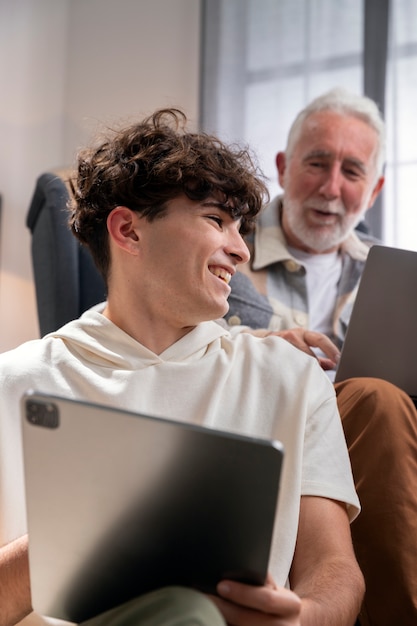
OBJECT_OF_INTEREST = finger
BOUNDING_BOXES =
[274,329,340,370]
[275,329,315,356]
[317,356,338,371]
[209,596,301,626]
[216,580,302,619]
[303,331,340,362]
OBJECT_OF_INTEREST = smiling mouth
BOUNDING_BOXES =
[209,266,232,284]
[310,209,341,223]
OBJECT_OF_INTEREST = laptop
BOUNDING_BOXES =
[335,244,417,406]
[21,390,284,623]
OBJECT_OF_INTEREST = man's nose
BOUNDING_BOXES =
[318,165,342,200]
[226,230,250,264]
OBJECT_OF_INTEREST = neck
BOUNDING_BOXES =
[102,298,195,355]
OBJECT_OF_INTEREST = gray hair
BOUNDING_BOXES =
[285,87,386,178]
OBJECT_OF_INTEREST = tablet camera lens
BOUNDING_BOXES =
[26,400,59,429]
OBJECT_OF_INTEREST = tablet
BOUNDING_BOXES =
[21,391,284,622]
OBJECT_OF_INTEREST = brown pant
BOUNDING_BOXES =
[336,377,417,626]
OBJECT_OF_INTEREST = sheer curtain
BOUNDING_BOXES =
[201,0,417,252]
[385,0,417,251]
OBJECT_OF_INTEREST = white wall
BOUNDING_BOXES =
[0,0,201,352]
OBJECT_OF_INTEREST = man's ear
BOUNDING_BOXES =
[367,176,385,209]
[276,152,287,188]
[106,206,140,255]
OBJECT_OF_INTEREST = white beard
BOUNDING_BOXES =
[283,195,366,253]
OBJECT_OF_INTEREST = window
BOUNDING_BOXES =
[201,0,417,252]
[385,0,417,250]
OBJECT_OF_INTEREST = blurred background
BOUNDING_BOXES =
[0,0,414,352]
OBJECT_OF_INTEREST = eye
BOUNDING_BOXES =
[207,215,223,227]
[343,167,361,179]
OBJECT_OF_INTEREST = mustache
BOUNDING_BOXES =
[307,199,347,216]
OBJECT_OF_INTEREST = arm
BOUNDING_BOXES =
[210,496,364,625]
[290,496,364,625]
[0,535,32,626]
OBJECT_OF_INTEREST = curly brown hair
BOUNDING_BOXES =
[69,108,268,280]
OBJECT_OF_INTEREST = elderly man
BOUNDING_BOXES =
[225,88,417,626]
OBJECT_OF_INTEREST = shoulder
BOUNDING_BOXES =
[221,330,331,390]
[0,339,53,382]
[0,338,46,366]
[342,230,380,263]
[226,271,273,329]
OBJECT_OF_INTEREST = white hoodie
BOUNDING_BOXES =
[0,309,359,626]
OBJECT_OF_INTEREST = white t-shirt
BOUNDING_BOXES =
[288,247,342,381]
[0,310,359,626]
[288,246,342,337]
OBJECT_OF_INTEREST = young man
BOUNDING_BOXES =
[0,109,363,626]
[225,88,417,626]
